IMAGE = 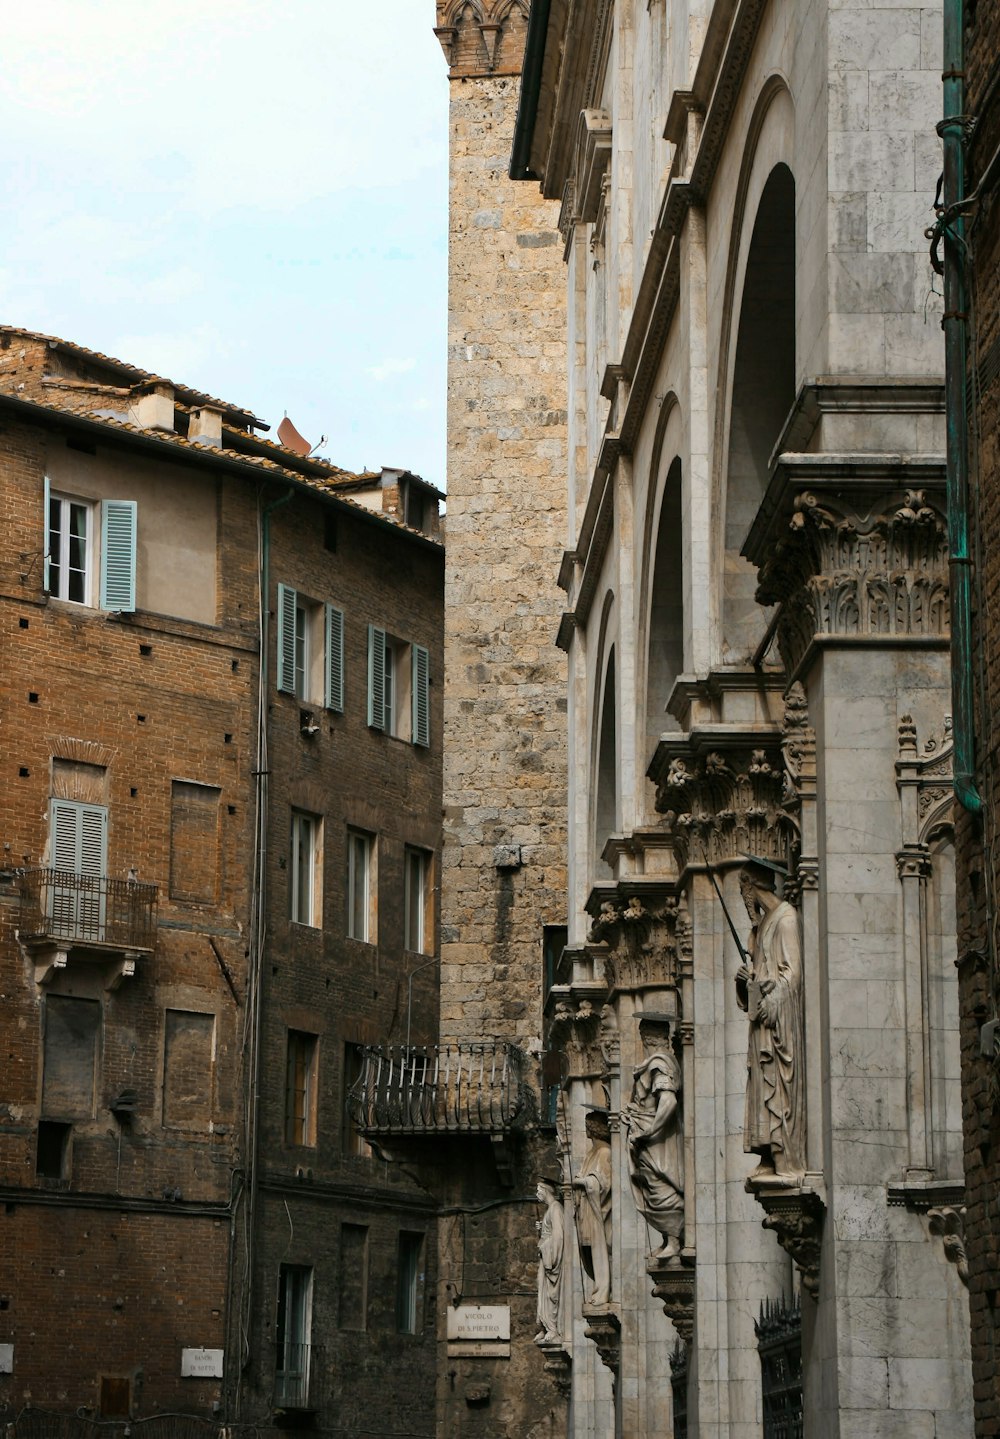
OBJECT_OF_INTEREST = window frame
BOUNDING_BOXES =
[346,828,375,943]
[277,583,344,710]
[395,1231,425,1335]
[46,490,93,605]
[404,846,432,955]
[285,1030,319,1148]
[276,1264,314,1408]
[290,810,323,928]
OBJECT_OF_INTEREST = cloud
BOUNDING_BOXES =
[367,357,417,383]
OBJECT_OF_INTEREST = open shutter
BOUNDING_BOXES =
[412,645,430,748]
[43,476,51,592]
[367,625,386,730]
[325,604,344,712]
[276,584,298,694]
[100,500,137,611]
[79,805,107,877]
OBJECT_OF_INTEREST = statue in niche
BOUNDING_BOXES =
[735,859,806,1182]
[625,1016,685,1264]
[534,1177,565,1344]
[572,1109,612,1305]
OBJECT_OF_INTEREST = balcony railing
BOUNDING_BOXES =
[18,868,158,952]
[348,1042,526,1136]
[273,1342,318,1410]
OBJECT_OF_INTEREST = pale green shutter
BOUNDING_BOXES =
[325,605,344,712]
[277,584,297,694]
[412,645,430,748]
[367,625,386,730]
[43,476,51,592]
[51,799,107,875]
[99,500,137,611]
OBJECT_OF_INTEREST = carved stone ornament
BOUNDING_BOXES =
[752,1183,826,1299]
[434,0,529,76]
[754,486,949,676]
[582,1304,621,1375]
[586,891,688,995]
[653,745,792,872]
[535,1339,572,1397]
[896,712,955,845]
[547,991,606,1080]
[647,1255,695,1345]
[927,1205,969,1286]
[598,1004,619,1072]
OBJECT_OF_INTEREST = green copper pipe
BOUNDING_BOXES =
[941,0,982,812]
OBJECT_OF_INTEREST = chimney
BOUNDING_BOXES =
[133,381,174,432]
[188,405,224,446]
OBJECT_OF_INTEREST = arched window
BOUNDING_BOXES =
[646,457,684,761]
[594,649,617,874]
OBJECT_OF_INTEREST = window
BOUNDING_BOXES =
[290,811,322,927]
[277,583,344,710]
[44,486,136,612]
[396,1232,424,1334]
[347,829,375,942]
[404,847,431,954]
[275,1265,313,1408]
[49,798,108,939]
[338,1224,369,1330]
[36,1120,71,1180]
[342,1042,372,1158]
[367,626,429,746]
[285,1031,318,1147]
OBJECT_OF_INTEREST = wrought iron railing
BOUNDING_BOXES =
[18,868,158,951]
[756,1296,803,1439]
[273,1341,317,1409]
[348,1042,526,1135]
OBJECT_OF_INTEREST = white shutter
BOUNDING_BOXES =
[43,476,51,592]
[412,645,430,748]
[368,625,386,730]
[277,583,298,694]
[325,604,344,712]
[100,499,137,611]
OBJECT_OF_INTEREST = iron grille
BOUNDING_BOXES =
[756,1295,803,1439]
[274,1341,319,1409]
[18,867,158,951]
[347,1042,526,1135]
[669,1339,688,1439]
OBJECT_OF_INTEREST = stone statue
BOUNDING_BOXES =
[572,1109,612,1305]
[534,1177,565,1344]
[735,860,806,1181]
[625,1016,685,1263]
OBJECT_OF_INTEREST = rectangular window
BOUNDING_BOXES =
[396,1232,424,1334]
[163,1010,215,1129]
[342,1043,372,1158]
[44,487,137,612]
[404,847,431,954]
[285,1031,318,1147]
[290,811,322,927]
[275,1265,313,1408]
[347,829,374,942]
[47,492,91,603]
[36,1119,71,1180]
[367,626,429,746]
[43,994,100,1119]
[277,584,344,710]
[169,781,221,903]
[338,1224,369,1330]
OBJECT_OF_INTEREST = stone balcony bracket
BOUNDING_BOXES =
[749,1176,827,1300]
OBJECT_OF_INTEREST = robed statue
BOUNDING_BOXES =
[573,1109,612,1305]
[625,1016,685,1263]
[534,1177,565,1344]
[735,860,806,1181]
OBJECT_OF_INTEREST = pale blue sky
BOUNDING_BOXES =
[0,1,449,483]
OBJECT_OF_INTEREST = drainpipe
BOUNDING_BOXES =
[940,0,982,813]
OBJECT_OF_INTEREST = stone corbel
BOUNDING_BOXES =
[433,25,457,63]
[586,887,686,996]
[647,1255,695,1345]
[927,1206,969,1286]
[582,1304,621,1376]
[478,22,502,67]
[751,1181,826,1300]
[547,987,608,1080]
[649,739,791,872]
[535,1339,572,1396]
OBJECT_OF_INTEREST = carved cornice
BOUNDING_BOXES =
[648,733,791,873]
[647,1256,695,1345]
[747,462,949,678]
[582,1304,621,1374]
[752,1182,826,1300]
[585,884,688,996]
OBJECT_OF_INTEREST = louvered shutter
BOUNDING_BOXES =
[51,800,82,873]
[49,800,107,938]
[43,476,51,592]
[99,500,137,611]
[412,645,430,748]
[325,604,344,712]
[367,625,386,730]
[277,584,298,694]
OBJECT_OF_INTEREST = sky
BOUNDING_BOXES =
[0,1,449,484]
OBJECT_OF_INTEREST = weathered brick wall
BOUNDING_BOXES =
[958,4,1000,1432]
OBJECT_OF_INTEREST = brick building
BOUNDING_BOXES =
[951,1,1000,1433]
[0,329,443,1438]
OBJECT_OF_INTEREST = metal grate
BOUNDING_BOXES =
[347,1042,526,1135]
[18,867,157,951]
[669,1339,688,1439]
[756,1296,803,1439]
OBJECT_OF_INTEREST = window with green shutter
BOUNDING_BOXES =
[278,585,344,709]
[369,629,430,746]
[99,500,137,612]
